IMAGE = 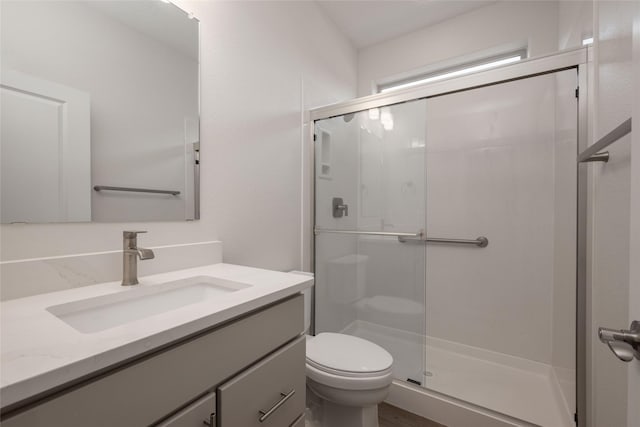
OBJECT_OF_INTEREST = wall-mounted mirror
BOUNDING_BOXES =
[0,0,199,223]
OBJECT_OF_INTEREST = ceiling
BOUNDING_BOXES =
[315,0,497,49]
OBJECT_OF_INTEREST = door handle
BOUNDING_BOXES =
[258,389,295,422]
[598,320,640,362]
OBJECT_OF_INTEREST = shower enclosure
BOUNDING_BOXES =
[310,49,587,427]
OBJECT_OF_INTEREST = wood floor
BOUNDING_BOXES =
[378,403,447,427]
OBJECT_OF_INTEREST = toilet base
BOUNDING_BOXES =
[306,385,380,427]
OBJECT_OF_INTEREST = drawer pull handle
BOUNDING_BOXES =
[258,389,295,423]
[202,412,216,426]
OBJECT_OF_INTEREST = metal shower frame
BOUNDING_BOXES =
[305,47,590,426]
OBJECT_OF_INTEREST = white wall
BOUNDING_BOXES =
[193,0,357,273]
[356,1,559,96]
[0,1,357,297]
[558,0,593,50]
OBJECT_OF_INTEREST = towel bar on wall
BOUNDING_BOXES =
[578,117,631,163]
[93,186,180,196]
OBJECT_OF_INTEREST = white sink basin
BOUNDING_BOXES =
[46,276,251,333]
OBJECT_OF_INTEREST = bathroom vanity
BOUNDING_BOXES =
[0,264,312,427]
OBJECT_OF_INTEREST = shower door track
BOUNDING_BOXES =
[307,46,590,427]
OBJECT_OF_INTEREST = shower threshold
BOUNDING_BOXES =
[342,320,574,427]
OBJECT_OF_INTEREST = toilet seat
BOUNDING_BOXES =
[306,361,393,391]
[306,358,393,378]
[306,333,393,390]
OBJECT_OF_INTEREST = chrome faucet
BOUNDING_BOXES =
[122,231,155,286]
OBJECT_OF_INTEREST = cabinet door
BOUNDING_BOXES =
[156,392,215,427]
[217,336,305,427]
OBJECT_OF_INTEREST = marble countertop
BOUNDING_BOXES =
[0,263,313,409]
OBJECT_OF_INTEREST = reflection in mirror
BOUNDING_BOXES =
[0,0,199,223]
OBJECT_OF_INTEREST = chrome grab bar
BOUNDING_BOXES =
[400,234,489,247]
[578,117,631,163]
[314,228,488,247]
[93,185,180,196]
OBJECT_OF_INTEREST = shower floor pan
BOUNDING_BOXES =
[342,320,573,427]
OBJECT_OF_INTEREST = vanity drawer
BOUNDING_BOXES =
[217,335,305,427]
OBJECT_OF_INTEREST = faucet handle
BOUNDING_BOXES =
[123,230,147,238]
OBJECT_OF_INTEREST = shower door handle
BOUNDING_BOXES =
[598,320,640,362]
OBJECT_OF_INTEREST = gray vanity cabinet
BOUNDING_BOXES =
[1,294,305,427]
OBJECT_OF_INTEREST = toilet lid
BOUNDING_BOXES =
[306,333,393,374]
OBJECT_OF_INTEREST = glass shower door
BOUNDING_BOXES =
[422,69,578,427]
[313,99,427,385]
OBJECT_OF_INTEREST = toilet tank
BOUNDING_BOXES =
[327,254,368,304]
[289,271,314,333]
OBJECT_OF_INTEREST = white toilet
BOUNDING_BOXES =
[294,270,394,427]
[305,332,394,427]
